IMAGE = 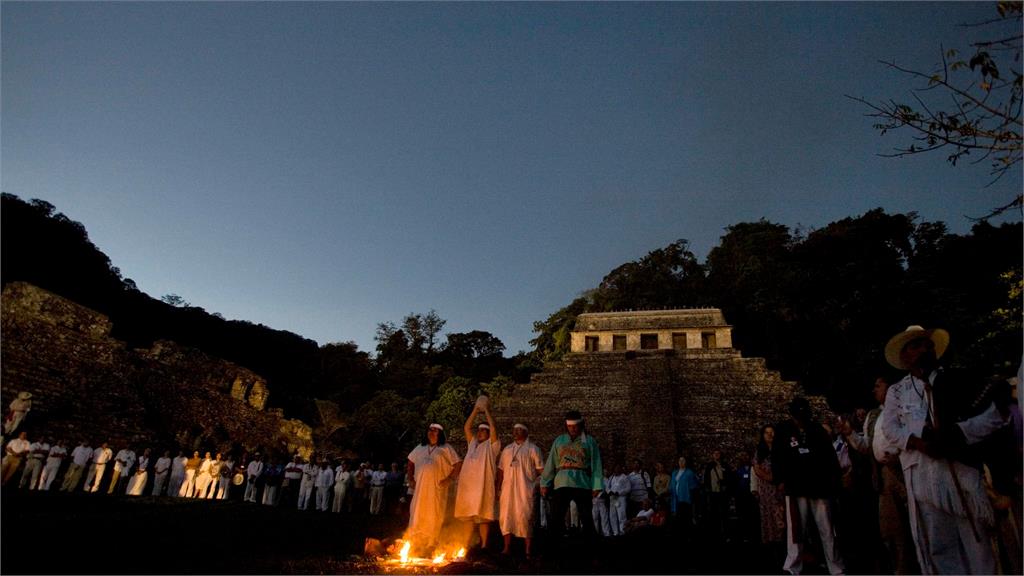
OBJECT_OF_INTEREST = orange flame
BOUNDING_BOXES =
[398,540,411,564]
[455,548,466,559]
[432,552,447,564]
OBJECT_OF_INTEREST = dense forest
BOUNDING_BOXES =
[533,211,1022,410]
[2,192,1021,460]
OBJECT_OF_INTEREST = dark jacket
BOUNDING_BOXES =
[771,418,841,498]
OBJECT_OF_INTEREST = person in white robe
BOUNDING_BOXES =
[108,447,136,494]
[168,451,187,498]
[84,442,112,493]
[244,454,265,503]
[454,400,500,549]
[4,391,32,435]
[205,454,223,499]
[332,460,352,513]
[497,423,544,558]
[605,464,631,536]
[151,451,172,496]
[38,439,67,490]
[591,468,611,537]
[297,458,317,510]
[20,438,50,489]
[126,448,150,496]
[880,325,1009,575]
[61,441,92,492]
[406,423,462,555]
[316,461,335,511]
[193,452,214,498]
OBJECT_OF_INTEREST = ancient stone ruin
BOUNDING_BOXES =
[0,282,314,457]
[492,309,829,468]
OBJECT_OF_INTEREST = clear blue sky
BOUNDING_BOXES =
[3,2,1020,355]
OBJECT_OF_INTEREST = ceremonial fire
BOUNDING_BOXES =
[381,539,466,568]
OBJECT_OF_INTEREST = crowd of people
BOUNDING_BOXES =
[0,433,415,516]
[3,324,1022,574]
[398,325,1022,574]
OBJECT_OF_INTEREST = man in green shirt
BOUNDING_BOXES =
[540,410,604,541]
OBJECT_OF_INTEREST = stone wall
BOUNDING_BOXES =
[492,348,831,469]
[1,282,314,458]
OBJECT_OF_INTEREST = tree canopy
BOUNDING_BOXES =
[530,208,1022,411]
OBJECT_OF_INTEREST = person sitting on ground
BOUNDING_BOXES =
[624,498,656,533]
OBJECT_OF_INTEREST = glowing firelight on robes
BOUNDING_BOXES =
[386,540,466,567]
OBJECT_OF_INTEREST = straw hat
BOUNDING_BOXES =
[17,391,32,400]
[884,325,949,370]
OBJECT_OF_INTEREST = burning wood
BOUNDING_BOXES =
[364,538,469,570]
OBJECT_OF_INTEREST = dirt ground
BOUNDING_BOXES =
[1,488,789,574]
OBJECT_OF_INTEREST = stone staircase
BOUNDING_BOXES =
[492,348,820,469]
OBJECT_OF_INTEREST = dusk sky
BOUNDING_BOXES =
[3,2,1021,355]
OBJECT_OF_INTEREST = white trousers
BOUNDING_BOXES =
[244,479,259,502]
[332,484,348,512]
[216,476,230,499]
[369,485,384,514]
[609,495,627,536]
[263,485,279,506]
[85,463,106,492]
[152,472,168,496]
[126,472,147,496]
[783,496,845,575]
[179,469,196,497]
[907,490,995,574]
[194,473,213,498]
[39,460,61,490]
[168,473,185,497]
[298,479,314,510]
[592,497,611,536]
[20,458,43,489]
[318,486,333,511]
[61,463,85,491]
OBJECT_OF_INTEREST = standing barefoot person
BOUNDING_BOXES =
[454,397,501,551]
[406,424,462,555]
[497,423,544,559]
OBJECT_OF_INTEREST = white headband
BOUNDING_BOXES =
[513,423,528,431]
[565,419,582,425]
[477,423,490,430]
[429,423,444,431]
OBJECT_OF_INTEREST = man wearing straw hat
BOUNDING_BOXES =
[4,391,33,435]
[879,325,1009,574]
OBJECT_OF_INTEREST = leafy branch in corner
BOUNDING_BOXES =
[847,1,1022,217]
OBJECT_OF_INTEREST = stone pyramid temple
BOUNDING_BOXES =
[491,309,826,468]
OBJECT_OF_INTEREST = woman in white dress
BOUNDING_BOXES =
[406,424,462,555]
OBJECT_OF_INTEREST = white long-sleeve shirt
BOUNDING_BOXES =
[606,473,631,497]
[46,444,68,466]
[91,447,113,465]
[246,460,264,479]
[114,449,136,476]
[71,445,93,467]
[154,456,172,475]
[316,467,335,488]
